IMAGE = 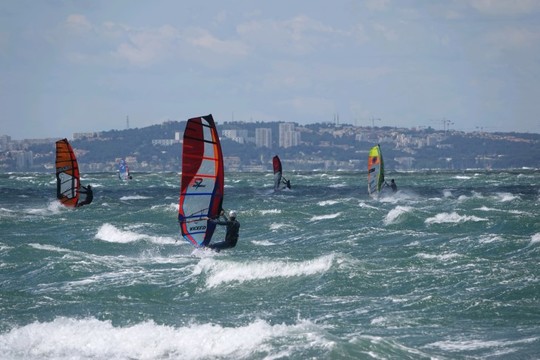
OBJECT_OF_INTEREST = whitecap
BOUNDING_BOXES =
[384,206,413,225]
[120,195,151,200]
[425,212,488,225]
[95,223,176,245]
[416,252,460,261]
[251,240,276,246]
[317,200,339,206]
[495,192,519,202]
[0,317,331,359]
[310,213,341,221]
[194,254,335,288]
[260,209,281,215]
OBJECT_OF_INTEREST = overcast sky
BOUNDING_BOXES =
[1,0,540,139]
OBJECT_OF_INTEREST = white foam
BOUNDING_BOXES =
[0,317,331,359]
[260,209,281,215]
[454,175,471,179]
[310,212,341,221]
[26,201,64,216]
[120,195,151,200]
[416,252,460,261]
[384,206,413,225]
[194,254,335,288]
[269,222,294,231]
[428,336,537,352]
[425,212,488,225]
[95,223,176,245]
[28,243,72,253]
[317,200,339,206]
[150,203,178,212]
[495,192,519,202]
[531,233,540,245]
[252,240,276,246]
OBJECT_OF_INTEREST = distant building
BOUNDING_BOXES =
[0,135,12,151]
[14,150,33,170]
[152,139,180,146]
[279,123,300,148]
[222,129,248,144]
[73,132,100,140]
[255,128,272,148]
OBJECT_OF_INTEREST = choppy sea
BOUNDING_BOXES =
[0,170,539,359]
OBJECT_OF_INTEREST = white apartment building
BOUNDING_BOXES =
[279,123,300,148]
[255,128,272,148]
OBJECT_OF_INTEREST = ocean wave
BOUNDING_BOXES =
[194,254,335,288]
[310,212,341,221]
[120,195,152,200]
[260,209,282,215]
[95,223,176,245]
[425,212,488,225]
[384,206,413,225]
[0,317,331,360]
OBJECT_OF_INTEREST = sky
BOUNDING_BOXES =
[1,0,540,140]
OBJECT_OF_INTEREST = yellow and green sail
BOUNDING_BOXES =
[367,144,384,196]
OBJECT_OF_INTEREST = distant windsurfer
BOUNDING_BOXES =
[77,185,93,207]
[282,177,291,189]
[384,179,397,193]
[205,210,240,252]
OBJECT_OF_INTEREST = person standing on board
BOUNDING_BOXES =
[282,177,291,189]
[77,185,93,207]
[383,179,397,193]
[206,210,240,252]
[389,179,397,192]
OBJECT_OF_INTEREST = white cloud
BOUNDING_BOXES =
[65,14,92,32]
[237,15,347,55]
[113,25,179,66]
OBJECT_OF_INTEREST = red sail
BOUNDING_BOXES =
[178,114,224,247]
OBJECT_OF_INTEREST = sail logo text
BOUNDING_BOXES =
[192,178,206,189]
[190,225,206,231]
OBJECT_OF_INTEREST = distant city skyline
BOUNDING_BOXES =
[2,0,540,140]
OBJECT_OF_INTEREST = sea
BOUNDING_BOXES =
[0,170,539,359]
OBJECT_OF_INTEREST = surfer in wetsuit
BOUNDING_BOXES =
[282,177,291,189]
[77,185,93,207]
[390,179,397,192]
[383,179,397,193]
[207,210,240,252]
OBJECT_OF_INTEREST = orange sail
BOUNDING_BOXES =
[55,138,80,207]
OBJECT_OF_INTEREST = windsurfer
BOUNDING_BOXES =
[384,179,397,192]
[206,210,240,252]
[77,185,93,207]
[282,178,291,189]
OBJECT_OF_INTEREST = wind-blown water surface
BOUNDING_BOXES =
[1,170,539,359]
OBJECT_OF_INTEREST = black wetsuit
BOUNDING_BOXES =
[208,215,240,252]
[77,186,93,207]
[390,181,397,192]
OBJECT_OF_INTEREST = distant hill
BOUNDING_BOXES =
[3,120,540,172]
